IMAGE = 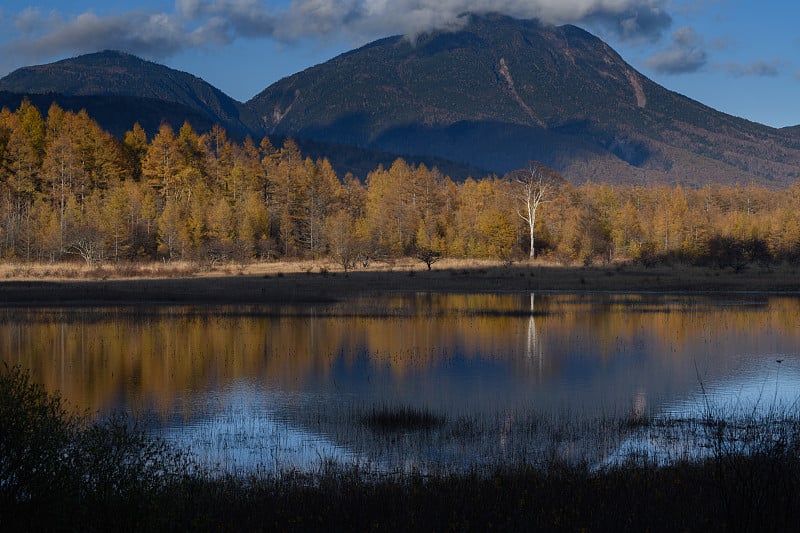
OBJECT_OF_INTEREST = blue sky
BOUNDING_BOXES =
[0,1,798,127]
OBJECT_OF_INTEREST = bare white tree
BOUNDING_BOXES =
[509,162,561,259]
[67,234,103,267]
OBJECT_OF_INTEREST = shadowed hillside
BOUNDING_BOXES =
[248,13,800,186]
[0,51,259,137]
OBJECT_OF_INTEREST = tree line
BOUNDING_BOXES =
[1,100,799,269]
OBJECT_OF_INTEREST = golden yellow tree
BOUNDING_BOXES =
[363,159,421,256]
[142,123,180,199]
[293,157,341,257]
[123,122,148,181]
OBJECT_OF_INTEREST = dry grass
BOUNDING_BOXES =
[0,261,202,281]
[0,258,524,281]
[0,258,799,306]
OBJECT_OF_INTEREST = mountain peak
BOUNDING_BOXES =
[0,50,260,136]
[71,49,140,60]
[0,51,192,98]
[63,50,158,68]
[247,14,800,185]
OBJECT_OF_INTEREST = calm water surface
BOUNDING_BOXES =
[1,293,799,473]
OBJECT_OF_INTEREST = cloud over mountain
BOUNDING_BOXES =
[6,7,222,61]
[2,0,672,64]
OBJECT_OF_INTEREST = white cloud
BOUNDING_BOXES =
[14,7,62,35]
[3,7,232,63]
[727,60,782,78]
[14,7,41,34]
[271,0,672,42]
[177,0,204,18]
[646,47,707,74]
[645,25,707,74]
[671,26,701,48]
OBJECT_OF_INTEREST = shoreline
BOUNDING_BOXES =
[1,259,800,306]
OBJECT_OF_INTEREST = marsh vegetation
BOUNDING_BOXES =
[2,364,800,531]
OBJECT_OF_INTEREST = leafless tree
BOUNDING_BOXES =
[66,231,103,267]
[508,162,562,259]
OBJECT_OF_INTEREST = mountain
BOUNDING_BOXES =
[0,51,483,177]
[2,17,800,185]
[0,50,259,137]
[248,13,800,186]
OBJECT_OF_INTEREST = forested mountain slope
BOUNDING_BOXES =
[248,13,800,185]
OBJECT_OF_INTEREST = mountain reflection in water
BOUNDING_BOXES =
[1,293,798,473]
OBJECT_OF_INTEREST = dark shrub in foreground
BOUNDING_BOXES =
[0,365,78,523]
[0,365,192,531]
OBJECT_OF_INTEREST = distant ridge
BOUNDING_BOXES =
[0,50,259,137]
[0,91,219,137]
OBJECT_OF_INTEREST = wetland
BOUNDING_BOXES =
[4,263,800,530]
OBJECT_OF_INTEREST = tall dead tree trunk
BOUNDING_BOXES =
[509,162,561,259]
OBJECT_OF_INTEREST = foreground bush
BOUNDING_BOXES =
[0,365,77,521]
[0,365,192,530]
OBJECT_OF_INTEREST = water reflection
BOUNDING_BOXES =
[158,380,357,474]
[602,357,800,468]
[1,293,799,473]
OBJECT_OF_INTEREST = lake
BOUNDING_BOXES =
[2,293,799,474]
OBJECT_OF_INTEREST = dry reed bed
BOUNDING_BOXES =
[1,259,800,307]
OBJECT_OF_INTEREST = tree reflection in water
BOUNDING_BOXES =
[1,294,799,473]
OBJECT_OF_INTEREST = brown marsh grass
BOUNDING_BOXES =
[1,258,799,307]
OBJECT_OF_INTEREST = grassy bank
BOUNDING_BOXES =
[3,366,800,531]
[1,258,800,306]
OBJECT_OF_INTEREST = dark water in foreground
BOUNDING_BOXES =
[1,293,799,473]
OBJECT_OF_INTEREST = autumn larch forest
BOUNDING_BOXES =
[1,99,798,270]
